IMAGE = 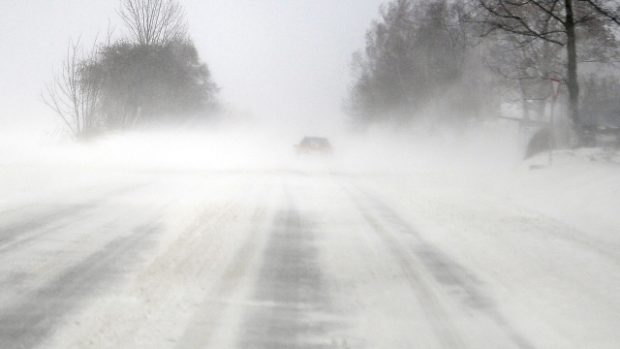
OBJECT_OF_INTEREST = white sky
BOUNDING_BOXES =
[0,0,385,136]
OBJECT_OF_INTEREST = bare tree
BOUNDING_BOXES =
[43,40,102,139]
[349,0,492,127]
[583,0,620,25]
[119,0,187,46]
[475,0,620,142]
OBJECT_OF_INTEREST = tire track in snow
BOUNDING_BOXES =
[0,184,145,253]
[346,188,466,349]
[236,190,337,349]
[175,185,272,349]
[0,204,97,246]
[345,185,536,349]
[66,179,257,349]
[0,223,160,349]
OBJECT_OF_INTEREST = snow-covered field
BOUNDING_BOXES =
[0,132,619,348]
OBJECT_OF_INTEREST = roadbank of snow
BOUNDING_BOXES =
[509,149,620,247]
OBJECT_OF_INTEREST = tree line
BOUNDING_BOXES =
[349,0,620,144]
[44,0,218,139]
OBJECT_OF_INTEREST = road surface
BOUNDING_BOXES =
[0,168,618,348]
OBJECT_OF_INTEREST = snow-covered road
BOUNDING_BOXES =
[0,166,619,348]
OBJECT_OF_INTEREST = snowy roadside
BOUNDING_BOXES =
[352,148,620,348]
[509,149,620,246]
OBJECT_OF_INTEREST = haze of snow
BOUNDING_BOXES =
[1,119,619,348]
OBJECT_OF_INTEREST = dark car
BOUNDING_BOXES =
[295,137,333,155]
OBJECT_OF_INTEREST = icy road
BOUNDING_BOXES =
[0,166,619,349]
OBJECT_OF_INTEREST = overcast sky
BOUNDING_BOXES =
[0,0,385,136]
